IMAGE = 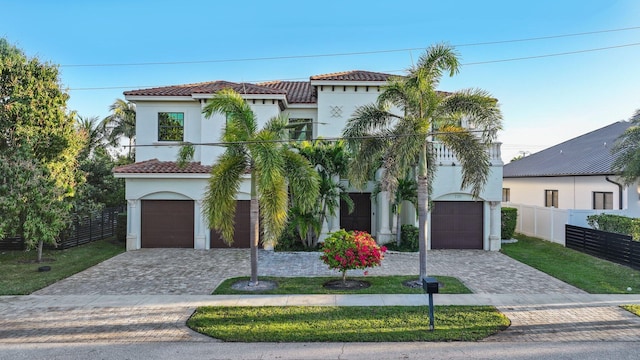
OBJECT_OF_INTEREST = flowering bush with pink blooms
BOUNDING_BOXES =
[320,229,387,284]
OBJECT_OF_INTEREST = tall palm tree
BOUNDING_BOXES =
[185,89,319,285]
[102,99,136,160]
[342,43,503,281]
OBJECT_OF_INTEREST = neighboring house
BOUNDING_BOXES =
[114,70,504,251]
[503,121,640,212]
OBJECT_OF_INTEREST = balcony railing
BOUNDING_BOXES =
[431,142,503,166]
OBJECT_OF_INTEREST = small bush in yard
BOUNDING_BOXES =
[501,207,517,239]
[320,229,386,284]
[587,214,640,240]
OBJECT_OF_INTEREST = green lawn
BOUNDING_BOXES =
[622,304,640,317]
[187,305,510,342]
[501,234,640,294]
[213,275,471,295]
[0,238,125,295]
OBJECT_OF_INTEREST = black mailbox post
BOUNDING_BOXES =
[422,277,439,331]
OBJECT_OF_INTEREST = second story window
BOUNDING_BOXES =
[289,118,312,141]
[544,190,558,208]
[158,112,184,141]
[593,191,613,210]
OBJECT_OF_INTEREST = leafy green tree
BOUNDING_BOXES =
[180,89,319,285]
[612,109,640,185]
[0,38,84,197]
[0,155,69,262]
[342,43,503,281]
[74,115,125,212]
[0,38,83,259]
[292,140,353,248]
[102,98,136,160]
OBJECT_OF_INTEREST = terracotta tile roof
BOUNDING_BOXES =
[124,81,287,97]
[259,81,316,104]
[114,159,212,174]
[310,70,395,82]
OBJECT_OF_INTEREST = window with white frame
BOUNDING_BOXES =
[158,112,184,141]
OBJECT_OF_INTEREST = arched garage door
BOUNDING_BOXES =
[141,200,194,248]
[210,200,252,248]
[431,201,483,249]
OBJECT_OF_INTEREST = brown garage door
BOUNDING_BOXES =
[141,200,194,248]
[211,200,252,248]
[340,193,371,234]
[431,201,483,249]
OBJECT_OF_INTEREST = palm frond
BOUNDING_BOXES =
[282,149,320,213]
[203,152,247,245]
[343,104,398,152]
[437,88,503,142]
[438,125,491,197]
[203,89,257,140]
[411,43,460,90]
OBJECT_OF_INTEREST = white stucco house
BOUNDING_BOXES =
[114,70,504,251]
[503,121,640,212]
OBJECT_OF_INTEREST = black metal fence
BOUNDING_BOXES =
[0,205,126,251]
[565,224,640,270]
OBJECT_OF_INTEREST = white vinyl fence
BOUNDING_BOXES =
[502,203,632,246]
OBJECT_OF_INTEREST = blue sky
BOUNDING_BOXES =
[2,0,639,162]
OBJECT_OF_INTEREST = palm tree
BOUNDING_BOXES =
[612,109,640,185]
[184,89,319,285]
[293,140,353,248]
[342,43,503,281]
[76,114,108,158]
[102,99,136,160]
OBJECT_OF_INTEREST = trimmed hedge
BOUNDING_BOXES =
[501,207,517,239]
[587,213,640,241]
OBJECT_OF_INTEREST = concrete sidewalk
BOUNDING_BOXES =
[4,293,640,308]
[2,293,640,344]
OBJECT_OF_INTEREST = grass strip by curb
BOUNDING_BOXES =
[501,234,640,294]
[188,305,509,342]
[213,275,471,295]
[622,304,640,317]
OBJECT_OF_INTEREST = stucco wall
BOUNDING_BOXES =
[503,176,626,210]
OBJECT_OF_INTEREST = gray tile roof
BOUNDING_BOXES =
[503,121,632,177]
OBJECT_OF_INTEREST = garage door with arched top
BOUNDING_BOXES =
[141,200,194,248]
[431,201,483,249]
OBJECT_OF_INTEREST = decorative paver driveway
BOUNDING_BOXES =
[2,248,638,343]
[33,249,582,295]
